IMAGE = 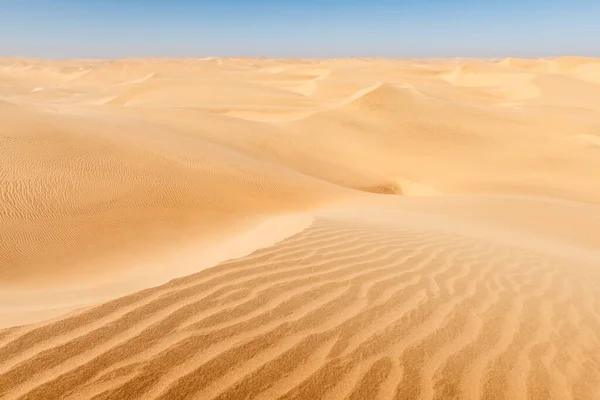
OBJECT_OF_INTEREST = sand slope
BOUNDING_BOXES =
[1,57,600,399]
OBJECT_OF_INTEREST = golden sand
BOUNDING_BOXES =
[1,56,600,399]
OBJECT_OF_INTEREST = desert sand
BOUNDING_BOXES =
[1,56,600,399]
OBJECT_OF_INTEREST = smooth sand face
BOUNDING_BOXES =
[1,56,600,399]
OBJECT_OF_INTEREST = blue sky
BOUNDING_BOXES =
[1,0,599,58]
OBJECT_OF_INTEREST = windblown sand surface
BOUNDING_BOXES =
[2,56,600,399]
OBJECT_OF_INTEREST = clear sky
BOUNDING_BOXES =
[1,0,599,59]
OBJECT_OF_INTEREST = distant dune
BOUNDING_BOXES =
[1,57,600,399]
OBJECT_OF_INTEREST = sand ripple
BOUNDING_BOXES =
[1,211,600,399]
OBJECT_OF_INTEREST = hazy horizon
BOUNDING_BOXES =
[1,0,599,59]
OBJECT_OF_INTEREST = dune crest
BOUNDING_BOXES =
[2,57,600,400]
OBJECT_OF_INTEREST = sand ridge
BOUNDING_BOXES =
[1,57,600,399]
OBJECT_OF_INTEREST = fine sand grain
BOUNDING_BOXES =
[2,57,600,399]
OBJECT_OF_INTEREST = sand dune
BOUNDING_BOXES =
[1,57,600,399]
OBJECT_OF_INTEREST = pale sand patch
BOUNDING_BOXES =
[395,179,439,196]
[578,133,600,147]
[119,72,156,85]
[0,213,313,328]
